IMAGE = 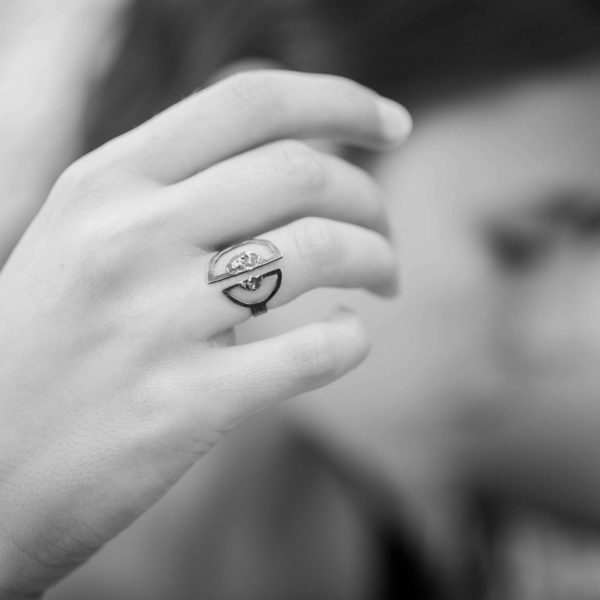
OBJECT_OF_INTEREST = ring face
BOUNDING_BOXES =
[207,239,282,283]
[207,239,283,316]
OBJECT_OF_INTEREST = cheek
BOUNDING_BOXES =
[491,250,600,383]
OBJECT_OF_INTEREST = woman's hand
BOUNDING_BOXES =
[0,70,411,598]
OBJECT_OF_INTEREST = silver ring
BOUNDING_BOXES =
[207,239,283,316]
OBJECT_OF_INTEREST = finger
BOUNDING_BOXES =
[197,308,371,425]
[193,218,398,336]
[110,70,412,183]
[167,140,391,245]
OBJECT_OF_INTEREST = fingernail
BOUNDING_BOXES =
[376,98,413,144]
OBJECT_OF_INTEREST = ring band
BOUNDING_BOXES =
[207,239,283,316]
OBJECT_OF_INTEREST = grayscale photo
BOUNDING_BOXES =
[1,1,600,598]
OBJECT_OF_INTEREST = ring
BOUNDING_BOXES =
[207,239,283,316]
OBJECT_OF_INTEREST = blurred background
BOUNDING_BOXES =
[2,1,600,598]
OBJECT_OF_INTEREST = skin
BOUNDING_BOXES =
[48,62,600,600]
[3,49,600,598]
[0,70,412,599]
[211,60,600,590]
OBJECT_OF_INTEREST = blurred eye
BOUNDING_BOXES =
[576,208,600,239]
[486,225,552,274]
[483,192,600,274]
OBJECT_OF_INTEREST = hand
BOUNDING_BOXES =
[0,70,411,598]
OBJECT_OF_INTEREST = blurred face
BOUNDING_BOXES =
[241,62,600,516]
[385,62,600,412]
[435,63,600,515]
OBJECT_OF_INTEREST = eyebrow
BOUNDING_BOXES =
[479,187,600,259]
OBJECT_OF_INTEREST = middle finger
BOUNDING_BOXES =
[166,140,391,247]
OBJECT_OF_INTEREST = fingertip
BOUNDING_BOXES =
[328,305,371,367]
[376,98,413,146]
[370,275,401,298]
[369,249,401,298]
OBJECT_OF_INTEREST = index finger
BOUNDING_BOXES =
[111,70,412,184]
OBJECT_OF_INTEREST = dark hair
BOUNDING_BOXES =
[84,0,600,151]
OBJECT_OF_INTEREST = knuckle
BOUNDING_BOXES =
[272,140,326,195]
[53,158,95,198]
[294,217,339,273]
[51,153,123,205]
[291,328,339,390]
[220,70,284,116]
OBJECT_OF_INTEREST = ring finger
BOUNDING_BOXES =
[190,217,398,336]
